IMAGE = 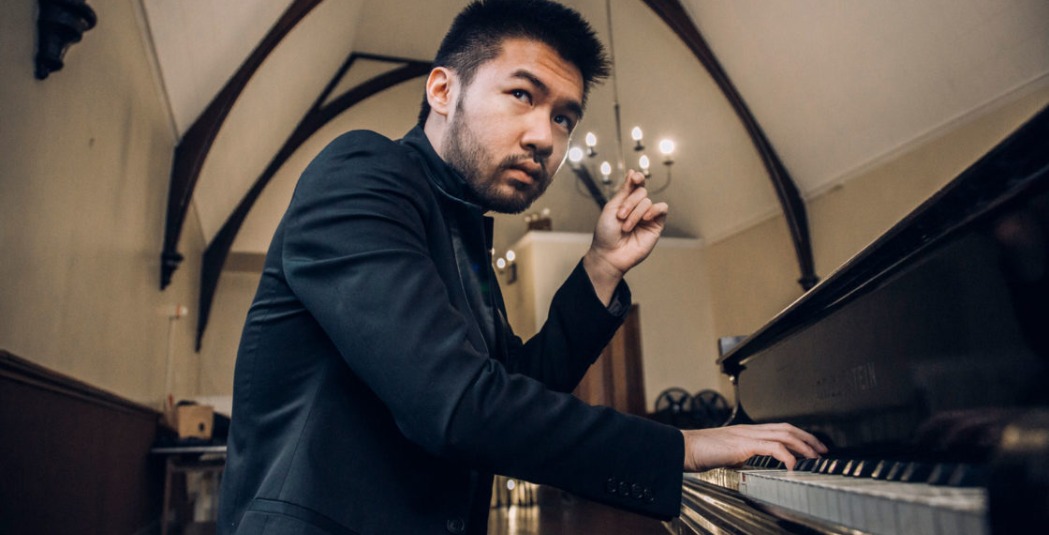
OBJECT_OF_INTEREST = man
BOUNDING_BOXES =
[218,1,825,534]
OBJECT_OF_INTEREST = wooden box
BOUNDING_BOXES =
[176,404,214,440]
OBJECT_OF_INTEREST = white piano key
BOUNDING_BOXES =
[730,468,988,535]
[861,490,883,534]
[787,476,802,512]
[820,483,841,525]
[875,492,897,534]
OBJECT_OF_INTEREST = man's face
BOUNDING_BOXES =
[441,38,584,214]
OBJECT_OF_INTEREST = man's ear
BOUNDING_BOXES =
[425,67,456,118]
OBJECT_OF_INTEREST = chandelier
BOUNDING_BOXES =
[566,0,676,205]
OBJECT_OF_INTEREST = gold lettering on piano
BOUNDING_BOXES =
[814,362,878,400]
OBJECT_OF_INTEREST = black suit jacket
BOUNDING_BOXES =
[217,127,684,535]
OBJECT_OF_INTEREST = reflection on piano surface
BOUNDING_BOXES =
[671,105,1049,535]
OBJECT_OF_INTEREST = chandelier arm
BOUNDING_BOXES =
[571,166,609,208]
[649,171,672,195]
[604,0,627,182]
[574,172,594,198]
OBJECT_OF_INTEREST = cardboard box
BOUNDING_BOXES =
[176,404,214,440]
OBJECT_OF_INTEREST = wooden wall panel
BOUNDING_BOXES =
[0,351,163,535]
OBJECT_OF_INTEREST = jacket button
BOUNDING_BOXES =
[446,517,466,534]
[631,483,644,499]
[618,481,630,495]
[605,477,617,494]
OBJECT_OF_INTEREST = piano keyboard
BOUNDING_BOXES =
[689,457,988,535]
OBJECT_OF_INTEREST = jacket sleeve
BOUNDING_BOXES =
[499,260,632,393]
[281,131,684,519]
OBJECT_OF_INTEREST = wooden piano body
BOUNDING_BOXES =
[672,105,1049,534]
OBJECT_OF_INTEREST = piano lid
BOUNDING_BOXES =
[720,105,1049,377]
[717,105,1049,453]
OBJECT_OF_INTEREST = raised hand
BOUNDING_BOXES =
[583,170,669,304]
[682,424,828,472]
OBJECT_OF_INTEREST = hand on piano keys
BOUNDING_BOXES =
[682,423,828,472]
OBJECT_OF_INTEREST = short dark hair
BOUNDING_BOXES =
[418,0,610,125]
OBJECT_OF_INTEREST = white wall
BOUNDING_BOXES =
[705,83,1049,344]
[0,0,202,405]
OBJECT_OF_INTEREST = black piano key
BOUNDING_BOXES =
[841,459,856,476]
[947,463,989,487]
[815,458,831,473]
[900,461,934,483]
[927,463,957,485]
[851,459,877,478]
[795,458,817,472]
[870,459,892,479]
[884,461,907,481]
[828,458,847,475]
[824,458,839,474]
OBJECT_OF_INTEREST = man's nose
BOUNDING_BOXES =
[521,112,554,159]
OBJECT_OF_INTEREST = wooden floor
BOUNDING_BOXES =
[487,488,669,535]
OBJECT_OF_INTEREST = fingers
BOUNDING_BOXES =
[766,441,797,470]
[615,170,667,232]
[743,423,827,470]
[758,423,827,457]
[614,171,646,216]
[609,168,645,205]
[621,197,652,233]
[682,423,828,472]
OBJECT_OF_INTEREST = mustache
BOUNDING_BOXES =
[500,153,550,183]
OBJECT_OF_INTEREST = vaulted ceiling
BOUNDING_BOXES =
[142,0,1049,263]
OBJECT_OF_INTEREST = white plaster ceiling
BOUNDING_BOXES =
[141,0,1049,258]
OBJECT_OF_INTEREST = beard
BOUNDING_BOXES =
[442,101,552,214]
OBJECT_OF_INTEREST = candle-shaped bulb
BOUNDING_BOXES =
[631,126,644,151]
[585,132,597,148]
[658,139,675,156]
[505,250,516,262]
[659,139,675,166]
[568,147,584,164]
[599,161,612,177]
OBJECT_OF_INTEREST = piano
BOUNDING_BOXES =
[671,105,1049,535]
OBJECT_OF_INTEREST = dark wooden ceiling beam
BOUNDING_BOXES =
[569,165,609,208]
[160,0,323,290]
[642,0,819,291]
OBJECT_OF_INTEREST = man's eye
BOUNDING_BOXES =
[554,115,576,132]
[511,89,532,103]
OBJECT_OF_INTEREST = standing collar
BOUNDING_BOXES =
[400,125,486,213]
